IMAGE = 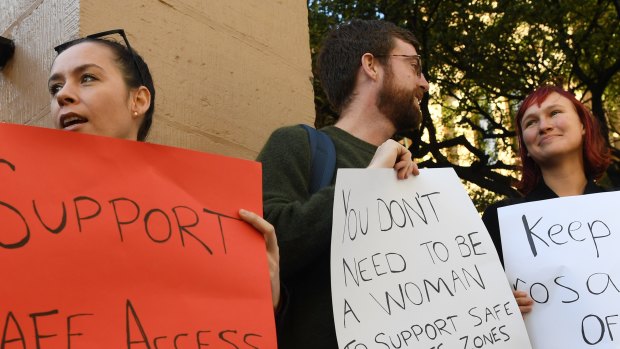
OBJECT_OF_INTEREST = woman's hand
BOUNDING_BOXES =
[513,289,533,315]
[239,209,280,311]
[368,139,419,179]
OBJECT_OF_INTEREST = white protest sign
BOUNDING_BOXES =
[499,191,620,348]
[331,168,531,349]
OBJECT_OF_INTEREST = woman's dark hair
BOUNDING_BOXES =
[54,37,155,141]
[515,85,611,194]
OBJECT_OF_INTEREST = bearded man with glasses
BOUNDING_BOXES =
[258,19,429,349]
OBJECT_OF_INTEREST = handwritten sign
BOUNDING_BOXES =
[499,191,620,348]
[0,123,276,348]
[331,168,531,349]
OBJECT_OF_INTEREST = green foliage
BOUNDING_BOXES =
[308,0,620,211]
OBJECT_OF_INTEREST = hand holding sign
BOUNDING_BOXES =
[239,208,281,310]
[512,290,534,315]
[367,139,419,178]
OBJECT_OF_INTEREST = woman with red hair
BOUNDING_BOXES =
[482,85,611,314]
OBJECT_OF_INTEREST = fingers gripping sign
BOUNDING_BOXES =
[512,290,533,315]
[368,140,419,179]
[239,209,281,311]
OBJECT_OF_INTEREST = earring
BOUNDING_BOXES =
[133,111,138,116]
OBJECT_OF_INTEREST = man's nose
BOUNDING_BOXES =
[418,73,429,93]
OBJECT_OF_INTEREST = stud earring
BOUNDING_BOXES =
[133,111,138,116]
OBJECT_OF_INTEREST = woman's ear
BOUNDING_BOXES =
[580,120,586,136]
[132,86,151,119]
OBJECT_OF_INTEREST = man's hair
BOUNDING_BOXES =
[515,85,611,194]
[317,19,420,114]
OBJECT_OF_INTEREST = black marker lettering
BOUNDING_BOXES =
[74,196,102,232]
[521,215,548,257]
[110,198,141,242]
[243,333,262,349]
[0,201,30,249]
[218,330,239,349]
[1,311,26,348]
[67,313,94,349]
[30,309,59,349]
[32,200,67,234]
[144,208,172,243]
[125,299,151,348]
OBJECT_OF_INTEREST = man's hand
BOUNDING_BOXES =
[368,139,419,179]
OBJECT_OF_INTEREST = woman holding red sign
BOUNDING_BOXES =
[482,85,612,315]
[46,29,284,309]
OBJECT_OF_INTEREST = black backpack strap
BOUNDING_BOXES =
[299,124,337,194]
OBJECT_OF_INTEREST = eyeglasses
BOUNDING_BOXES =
[54,29,145,86]
[375,54,423,77]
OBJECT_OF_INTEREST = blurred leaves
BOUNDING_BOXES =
[308,0,620,211]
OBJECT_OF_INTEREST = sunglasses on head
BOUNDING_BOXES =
[54,29,145,86]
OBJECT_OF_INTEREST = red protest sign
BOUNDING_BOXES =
[0,123,276,348]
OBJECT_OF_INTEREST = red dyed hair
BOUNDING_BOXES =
[515,85,611,195]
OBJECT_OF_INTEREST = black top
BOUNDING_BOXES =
[481,179,606,263]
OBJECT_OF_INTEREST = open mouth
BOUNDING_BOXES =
[60,113,88,129]
[413,94,423,105]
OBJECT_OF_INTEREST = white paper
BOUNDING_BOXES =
[331,168,531,349]
[499,191,620,349]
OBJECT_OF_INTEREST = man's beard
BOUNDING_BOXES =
[377,68,423,132]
